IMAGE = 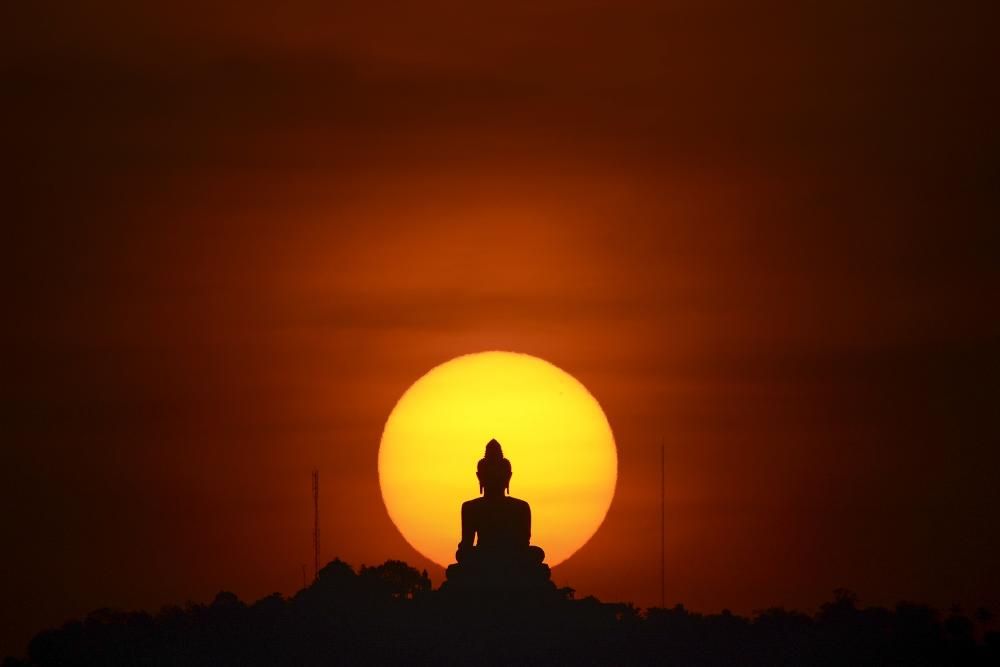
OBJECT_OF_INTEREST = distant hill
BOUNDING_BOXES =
[5,559,998,666]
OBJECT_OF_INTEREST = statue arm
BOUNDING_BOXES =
[460,502,476,548]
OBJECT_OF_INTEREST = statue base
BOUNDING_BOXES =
[439,546,556,597]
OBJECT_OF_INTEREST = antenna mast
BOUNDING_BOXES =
[660,441,665,609]
[312,469,320,581]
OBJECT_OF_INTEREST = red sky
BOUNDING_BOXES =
[3,0,999,658]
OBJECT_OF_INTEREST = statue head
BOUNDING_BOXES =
[477,438,512,495]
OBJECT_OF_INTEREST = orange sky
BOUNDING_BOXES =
[4,0,999,658]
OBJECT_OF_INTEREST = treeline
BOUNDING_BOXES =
[6,558,998,666]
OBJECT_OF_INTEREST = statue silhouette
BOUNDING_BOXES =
[444,439,550,593]
[456,439,544,563]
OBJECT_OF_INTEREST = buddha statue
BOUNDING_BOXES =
[452,439,545,575]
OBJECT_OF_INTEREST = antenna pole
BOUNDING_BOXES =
[312,469,320,581]
[660,441,665,609]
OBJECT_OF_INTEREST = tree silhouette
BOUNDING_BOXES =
[5,559,998,666]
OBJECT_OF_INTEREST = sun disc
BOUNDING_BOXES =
[378,351,617,568]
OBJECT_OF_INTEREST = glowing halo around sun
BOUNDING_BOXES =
[378,351,618,568]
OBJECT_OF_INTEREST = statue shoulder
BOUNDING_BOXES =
[506,496,531,511]
[461,497,485,511]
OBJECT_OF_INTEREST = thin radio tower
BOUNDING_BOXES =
[660,441,665,609]
[312,469,320,581]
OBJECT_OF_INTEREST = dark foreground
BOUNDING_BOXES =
[7,559,998,666]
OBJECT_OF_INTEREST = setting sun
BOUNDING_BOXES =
[378,352,618,568]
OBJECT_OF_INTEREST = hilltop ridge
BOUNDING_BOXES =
[6,558,998,666]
